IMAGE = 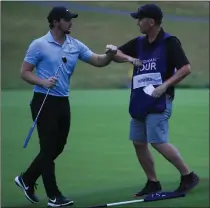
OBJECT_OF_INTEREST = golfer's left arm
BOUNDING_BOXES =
[78,41,115,67]
[87,53,115,67]
[163,38,191,88]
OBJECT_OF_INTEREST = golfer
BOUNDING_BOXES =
[113,4,199,196]
[14,6,141,207]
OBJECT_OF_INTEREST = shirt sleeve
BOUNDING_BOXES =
[118,37,138,58]
[23,40,42,66]
[167,37,190,70]
[77,40,94,62]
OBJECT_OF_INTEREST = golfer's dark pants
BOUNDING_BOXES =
[23,92,70,198]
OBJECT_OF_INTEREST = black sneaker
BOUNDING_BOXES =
[174,172,199,193]
[135,180,162,197]
[48,195,74,207]
[15,173,39,204]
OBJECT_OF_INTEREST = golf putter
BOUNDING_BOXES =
[87,191,186,208]
[23,56,67,148]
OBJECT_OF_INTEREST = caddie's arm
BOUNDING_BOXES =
[112,50,135,63]
[163,37,191,88]
[163,64,191,88]
[112,38,142,66]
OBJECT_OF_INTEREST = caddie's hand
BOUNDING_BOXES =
[151,83,167,98]
[129,58,142,67]
[42,77,58,88]
[105,44,118,55]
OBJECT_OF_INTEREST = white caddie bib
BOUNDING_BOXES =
[133,72,163,89]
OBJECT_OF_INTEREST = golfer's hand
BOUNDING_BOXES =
[42,77,58,88]
[151,84,168,98]
[105,44,118,56]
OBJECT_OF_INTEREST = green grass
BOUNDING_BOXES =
[1,89,209,207]
[1,2,209,90]
[78,1,209,18]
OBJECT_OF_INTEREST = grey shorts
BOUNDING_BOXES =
[129,96,173,144]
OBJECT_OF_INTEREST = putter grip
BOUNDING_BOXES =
[23,122,36,148]
[87,205,107,208]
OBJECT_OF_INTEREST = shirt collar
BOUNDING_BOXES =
[46,31,71,44]
[145,27,164,45]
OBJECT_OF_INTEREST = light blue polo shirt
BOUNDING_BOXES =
[24,31,94,96]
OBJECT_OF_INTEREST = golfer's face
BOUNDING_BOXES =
[59,18,72,34]
[137,18,152,34]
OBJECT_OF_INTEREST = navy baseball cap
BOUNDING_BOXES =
[130,4,163,23]
[47,6,78,23]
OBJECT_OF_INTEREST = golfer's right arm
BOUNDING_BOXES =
[21,40,41,84]
[21,61,56,88]
[21,62,44,87]
[21,41,49,87]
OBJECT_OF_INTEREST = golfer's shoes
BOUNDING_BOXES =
[175,172,199,193]
[15,173,39,203]
[48,195,74,207]
[135,180,162,197]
